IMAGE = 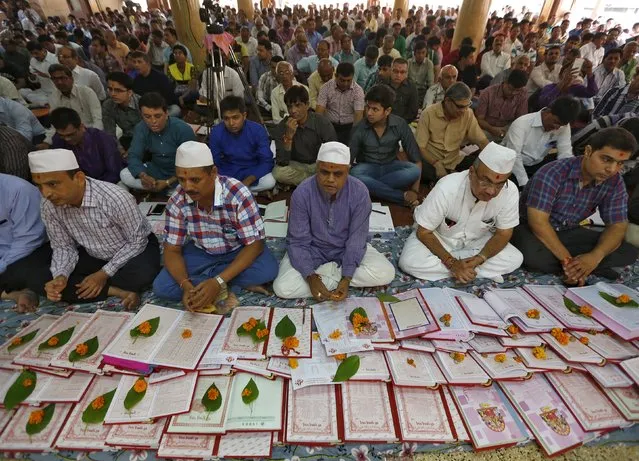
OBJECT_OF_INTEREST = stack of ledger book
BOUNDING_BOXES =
[1,281,639,458]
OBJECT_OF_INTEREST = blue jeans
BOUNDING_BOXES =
[350,160,420,204]
[153,242,278,300]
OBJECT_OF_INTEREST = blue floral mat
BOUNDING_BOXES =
[2,227,639,460]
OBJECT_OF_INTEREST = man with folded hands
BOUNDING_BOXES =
[399,142,523,283]
[153,141,278,312]
[273,142,395,300]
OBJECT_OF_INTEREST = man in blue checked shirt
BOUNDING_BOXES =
[153,141,278,313]
[513,127,639,284]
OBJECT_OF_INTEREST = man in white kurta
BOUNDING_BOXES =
[399,143,523,283]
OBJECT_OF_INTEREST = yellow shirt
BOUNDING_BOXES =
[168,62,195,83]
[307,70,332,110]
[415,102,488,170]
[108,41,129,66]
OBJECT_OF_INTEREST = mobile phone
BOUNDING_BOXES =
[149,203,166,216]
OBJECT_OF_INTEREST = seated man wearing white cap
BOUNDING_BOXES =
[152,141,279,312]
[399,143,523,283]
[29,149,162,309]
[273,142,395,300]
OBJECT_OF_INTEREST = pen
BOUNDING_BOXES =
[372,209,386,215]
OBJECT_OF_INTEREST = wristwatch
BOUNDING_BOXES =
[215,276,227,289]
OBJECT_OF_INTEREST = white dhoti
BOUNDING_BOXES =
[398,230,523,283]
[273,244,396,299]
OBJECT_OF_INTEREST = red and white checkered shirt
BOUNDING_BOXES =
[163,175,265,255]
[317,79,365,125]
[42,178,152,278]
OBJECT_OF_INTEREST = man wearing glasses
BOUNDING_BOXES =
[102,72,141,153]
[415,82,489,183]
[399,142,523,283]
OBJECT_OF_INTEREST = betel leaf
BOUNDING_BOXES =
[274,315,296,340]
[81,389,116,424]
[377,293,400,303]
[599,291,639,308]
[241,378,259,404]
[124,379,147,410]
[130,316,161,338]
[25,403,55,435]
[68,336,100,362]
[333,355,360,382]
[349,307,368,324]
[201,383,223,412]
[563,297,588,317]
[38,326,76,351]
[3,369,37,410]
[7,329,39,352]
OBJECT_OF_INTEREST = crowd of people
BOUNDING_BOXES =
[1,1,639,313]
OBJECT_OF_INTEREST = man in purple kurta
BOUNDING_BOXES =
[273,142,395,300]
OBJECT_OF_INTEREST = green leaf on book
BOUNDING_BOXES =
[26,403,55,435]
[81,389,116,424]
[599,291,639,308]
[274,315,296,340]
[7,329,39,352]
[68,336,99,362]
[130,317,160,338]
[38,326,75,351]
[241,378,259,404]
[201,383,223,412]
[377,293,400,303]
[333,355,360,382]
[124,379,147,410]
[3,370,37,410]
[349,307,369,324]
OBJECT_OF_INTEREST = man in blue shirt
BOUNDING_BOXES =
[209,96,275,193]
[120,92,196,191]
[0,96,46,144]
[131,51,181,118]
[0,173,50,312]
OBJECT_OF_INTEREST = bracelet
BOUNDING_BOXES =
[443,256,456,269]
[477,253,488,263]
[179,278,191,289]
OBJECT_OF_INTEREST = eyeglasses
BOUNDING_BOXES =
[472,169,507,191]
[447,98,472,109]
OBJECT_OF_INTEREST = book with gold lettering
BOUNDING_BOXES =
[340,381,398,442]
[285,382,341,444]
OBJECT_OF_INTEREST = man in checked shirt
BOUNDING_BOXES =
[28,149,161,309]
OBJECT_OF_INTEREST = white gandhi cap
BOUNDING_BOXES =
[317,141,351,166]
[28,149,79,173]
[175,141,214,168]
[478,142,517,175]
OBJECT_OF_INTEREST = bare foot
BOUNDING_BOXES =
[244,285,272,296]
[108,286,141,310]
[404,190,420,209]
[14,290,40,313]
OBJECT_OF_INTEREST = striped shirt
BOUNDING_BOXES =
[164,176,265,255]
[42,178,152,278]
[571,113,634,155]
[316,79,365,125]
[0,126,31,181]
[593,84,639,118]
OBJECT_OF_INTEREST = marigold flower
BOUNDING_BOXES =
[328,329,342,339]
[256,328,269,339]
[495,353,507,363]
[558,333,570,346]
[514,356,523,363]
[28,410,44,425]
[11,337,22,346]
[288,358,298,369]
[551,328,563,338]
[532,346,546,360]
[75,343,89,356]
[440,313,452,323]
[579,306,592,317]
[47,336,59,346]
[312,332,321,341]
[138,321,152,334]
[181,329,192,339]
[451,352,465,363]
[247,317,258,327]
[207,388,219,401]
[23,378,33,387]
[242,321,255,331]
[507,325,519,335]
[241,388,251,397]
[91,395,105,410]
[617,294,631,304]
[335,353,347,361]
[406,358,416,368]
[351,313,367,327]
[283,336,299,349]
[133,378,147,393]
[579,337,590,345]
[526,309,540,319]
